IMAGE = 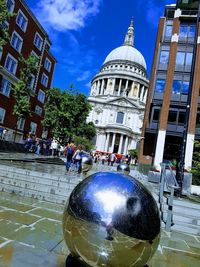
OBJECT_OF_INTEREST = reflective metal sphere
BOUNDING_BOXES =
[81,152,93,173]
[117,163,130,175]
[63,172,160,267]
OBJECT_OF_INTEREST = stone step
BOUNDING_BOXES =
[171,222,200,236]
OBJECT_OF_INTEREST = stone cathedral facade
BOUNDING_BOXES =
[87,19,149,154]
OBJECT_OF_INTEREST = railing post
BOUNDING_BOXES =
[165,187,174,231]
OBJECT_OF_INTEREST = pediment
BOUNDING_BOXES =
[105,97,140,109]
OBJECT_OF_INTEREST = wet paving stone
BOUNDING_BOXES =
[0,241,65,267]
[0,200,34,212]
[28,208,63,221]
[0,220,22,239]
[0,210,40,225]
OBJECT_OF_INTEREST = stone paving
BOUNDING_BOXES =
[0,191,200,267]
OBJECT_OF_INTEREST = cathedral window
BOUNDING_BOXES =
[116,112,124,124]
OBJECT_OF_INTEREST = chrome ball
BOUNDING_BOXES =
[81,152,93,173]
[63,172,160,267]
[117,163,130,175]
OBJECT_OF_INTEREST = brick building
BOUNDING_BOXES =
[139,0,200,171]
[0,0,56,143]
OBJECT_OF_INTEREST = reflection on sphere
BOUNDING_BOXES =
[63,172,160,267]
[81,152,93,173]
[117,163,130,175]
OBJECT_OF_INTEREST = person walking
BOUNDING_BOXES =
[72,145,82,173]
[65,143,74,173]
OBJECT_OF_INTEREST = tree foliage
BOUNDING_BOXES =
[0,0,13,47]
[12,55,38,121]
[191,140,200,185]
[43,87,96,144]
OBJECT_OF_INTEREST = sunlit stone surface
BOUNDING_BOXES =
[63,172,161,267]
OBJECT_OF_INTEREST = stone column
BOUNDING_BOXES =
[104,133,110,152]
[111,133,116,153]
[100,79,105,95]
[118,79,122,96]
[143,88,148,103]
[154,130,166,171]
[97,80,100,94]
[111,78,116,95]
[118,134,124,154]
[124,80,129,96]
[124,136,129,155]
[140,85,145,101]
[129,81,134,97]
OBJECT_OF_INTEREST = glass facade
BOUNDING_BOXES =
[155,79,165,93]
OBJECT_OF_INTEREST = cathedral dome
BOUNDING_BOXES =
[104,45,147,69]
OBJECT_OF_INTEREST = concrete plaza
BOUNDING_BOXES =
[0,190,200,267]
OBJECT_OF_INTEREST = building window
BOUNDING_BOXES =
[5,54,18,74]
[41,73,48,87]
[172,80,189,95]
[0,78,11,97]
[175,51,193,71]
[158,50,169,70]
[155,79,165,93]
[37,89,45,103]
[168,111,177,124]
[179,24,196,42]
[16,10,28,32]
[27,74,35,90]
[7,0,15,13]
[95,120,99,125]
[0,107,6,123]
[17,118,25,130]
[116,112,124,124]
[35,105,42,116]
[165,25,173,39]
[30,122,37,134]
[44,58,51,72]
[152,109,160,122]
[34,32,43,51]
[10,31,23,52]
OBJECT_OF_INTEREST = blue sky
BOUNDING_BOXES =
[26,0,175,95]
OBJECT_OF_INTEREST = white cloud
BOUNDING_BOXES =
[35,0,102,31]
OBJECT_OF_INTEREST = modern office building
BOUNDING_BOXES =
[87,19,149,154]
[0,0,56,143]
[139,0,200,171]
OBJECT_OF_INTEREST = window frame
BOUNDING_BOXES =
[116,112,124,124]
[17,118,25,130]
[30,121,37,134]
[10,31,23,52]
[44,57,52,72]
[0,107,6,123]
[0,77,11,97]
[37,89,45,103]
[41,73,48,87]
[35,105,43,116]
[34,32,43,51]
[16,9,28,32]
[4,53,18,75]
[6,0,15,13]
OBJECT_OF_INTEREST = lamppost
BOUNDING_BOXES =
[176,0,200,195]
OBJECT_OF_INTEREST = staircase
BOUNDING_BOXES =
[0,161,199,236]
[162,196,200,235]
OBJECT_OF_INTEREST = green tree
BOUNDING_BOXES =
[43,87,96,145]
[12,55,38,136]
[191,140,200,185]
[0,0,13,48]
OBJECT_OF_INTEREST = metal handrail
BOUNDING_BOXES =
[159,162,180,231]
